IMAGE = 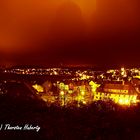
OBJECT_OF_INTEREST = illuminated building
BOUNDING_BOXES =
[32,84,44,94]
[95,82,138,105]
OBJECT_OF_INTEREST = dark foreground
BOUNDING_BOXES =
[1,100,140,140]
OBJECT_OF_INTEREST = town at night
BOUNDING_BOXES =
[0,66,140,139]
[0,0,140,139]
[2,67,140,107]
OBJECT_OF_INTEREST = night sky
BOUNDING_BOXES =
[0,0,140,67]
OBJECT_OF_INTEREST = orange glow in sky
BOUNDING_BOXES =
[0,0,139,66]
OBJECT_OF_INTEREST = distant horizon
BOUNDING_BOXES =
[1,63,140,71]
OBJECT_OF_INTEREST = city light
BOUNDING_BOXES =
[60,91,65,96]
[3,67,140,107]
[32,84,44,93]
